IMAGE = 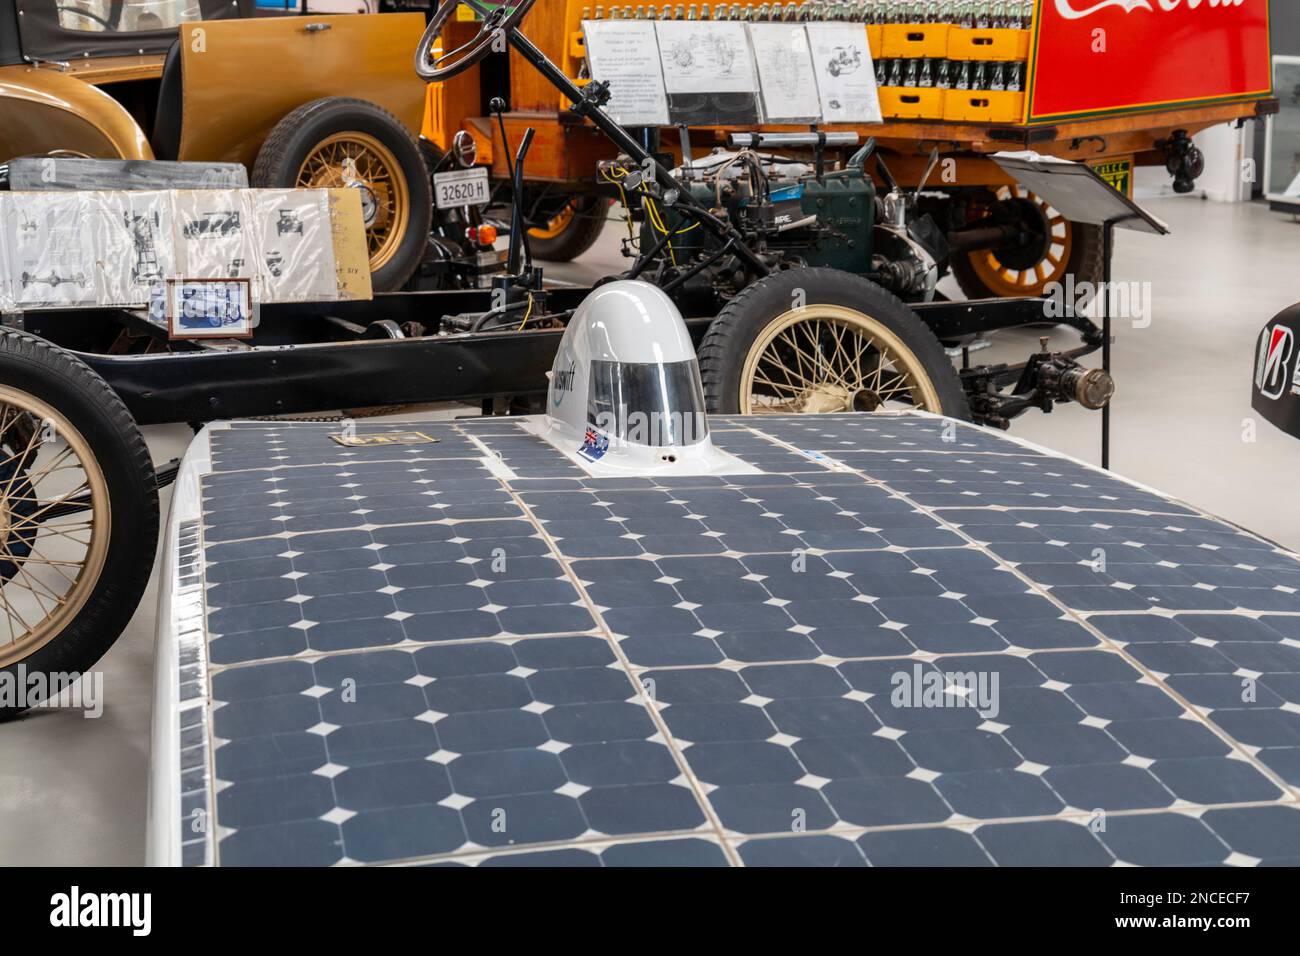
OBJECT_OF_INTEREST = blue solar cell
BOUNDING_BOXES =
[171,414,1300,866]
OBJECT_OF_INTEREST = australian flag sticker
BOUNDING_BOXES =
[578,426,609,462]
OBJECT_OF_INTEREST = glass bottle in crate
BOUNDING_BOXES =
[934,57,951,88]
[1010,61,1025,92]
[989,60,1005,91]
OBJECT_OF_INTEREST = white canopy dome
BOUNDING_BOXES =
[540,280,751,477]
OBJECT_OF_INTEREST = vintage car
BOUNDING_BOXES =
[0,1,431,289]
[425,0,1274,295]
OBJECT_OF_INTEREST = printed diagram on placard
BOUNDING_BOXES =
[126,210,164,283]
[182,210,242,239]
[277,210,305,236]
[581,19,670,127]
[249,190,336,301]
[172,190,253,282]
[665,31,743,80]
[748,21,821,123]
[766,43,807,98]
[181,209,247,278]
[6,197,95,306]
[656,20,758,96]
[98,191,178,306]
[806,22,882,124]
[827,44,862,78]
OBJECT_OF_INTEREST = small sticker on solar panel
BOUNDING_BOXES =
[329,430,440,447]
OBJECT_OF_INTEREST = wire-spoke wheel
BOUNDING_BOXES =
[0,330,158,719]
[297,132,408,270]
[699,268,969,419]
[0,387,109,667]
[740,305,942,414]
[952,186,1104,299]
[252,97,431,291]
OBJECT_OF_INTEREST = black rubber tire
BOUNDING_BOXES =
[952,218,1106,300]
[0,329,158,720]
[528,196,608,262]
[251,96,432,292]
[698,268,970,420]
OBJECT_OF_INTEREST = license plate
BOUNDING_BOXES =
[434,167,490,209]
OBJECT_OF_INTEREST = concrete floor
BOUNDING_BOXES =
[2,195,1298,865]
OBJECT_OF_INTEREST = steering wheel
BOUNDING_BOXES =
[414,0,538,82]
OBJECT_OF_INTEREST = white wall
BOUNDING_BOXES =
[1134,121,1256,203]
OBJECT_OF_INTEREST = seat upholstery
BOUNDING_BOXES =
[151,39,184,161]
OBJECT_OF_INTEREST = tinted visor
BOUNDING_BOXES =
[587,359,709,447]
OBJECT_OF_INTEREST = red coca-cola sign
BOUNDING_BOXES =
[1028,0,1272,121]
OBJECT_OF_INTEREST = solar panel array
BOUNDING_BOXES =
[174,413,1300,866]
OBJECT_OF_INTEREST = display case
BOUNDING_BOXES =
[1265,55,1300,214]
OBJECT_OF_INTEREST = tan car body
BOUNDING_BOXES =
[0,13,426,167]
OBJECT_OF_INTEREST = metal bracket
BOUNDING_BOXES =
[569,80,612,117]
[1069,135,1107,154]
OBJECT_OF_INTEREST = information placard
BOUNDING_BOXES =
[806,22,882,125]
[582,19,670,128]
[748,22,821,123]
[655,19,761,126]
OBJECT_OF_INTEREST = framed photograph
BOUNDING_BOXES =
[164,277,254,340]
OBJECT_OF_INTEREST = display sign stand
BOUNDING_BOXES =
[992,153,1170,470]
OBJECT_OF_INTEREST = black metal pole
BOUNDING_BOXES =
[1101,220,1114,471]
[506,128,535,276]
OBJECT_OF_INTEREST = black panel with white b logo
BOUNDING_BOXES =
[1253,304,1300,439]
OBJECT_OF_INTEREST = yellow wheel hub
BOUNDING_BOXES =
[529,201,576,240]
[0,386,109,668]
[967,186,1074,297]
[739,305,942,414]
[297,132,409,272]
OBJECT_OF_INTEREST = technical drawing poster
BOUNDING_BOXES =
[582,20,670,128]
[655,20,761,126]
[247,189,336,303]
[171,189,255,280]
[748,22,821,124]
[3,192,97,308]
[806,22,881,125]
[89,190,178,306]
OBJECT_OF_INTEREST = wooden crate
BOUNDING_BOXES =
[946,27,1031,62]
[942,88,1026,124]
